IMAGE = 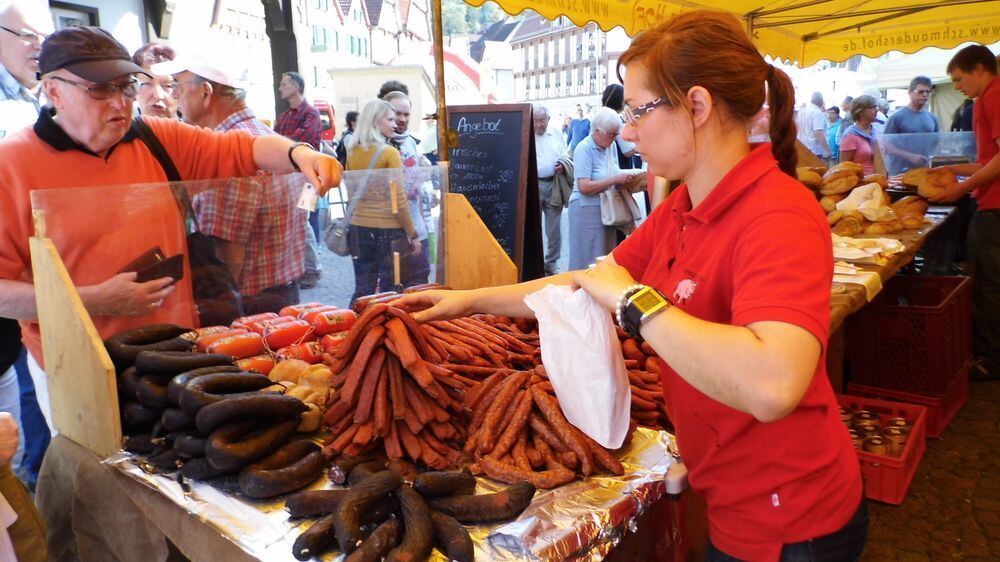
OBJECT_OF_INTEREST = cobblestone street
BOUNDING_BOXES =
[862,378,1000,561]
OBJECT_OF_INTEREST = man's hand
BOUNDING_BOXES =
[554,162,564,175]
[410,239,422,257]
[926,179,968,203]
[292,147,343,196]
[84,272,176,317]
[0,412,19,466]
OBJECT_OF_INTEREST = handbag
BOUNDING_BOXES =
[599,149,641,227]
[324,144,386,256]
[132,117,245,326]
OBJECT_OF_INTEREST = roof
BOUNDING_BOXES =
[469,19,519,62]
[365,0,384,26]
[339,0,352,15]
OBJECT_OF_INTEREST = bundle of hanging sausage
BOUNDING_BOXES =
[461,368,625,489]
[321,304,471,468]
[285,460,535,561]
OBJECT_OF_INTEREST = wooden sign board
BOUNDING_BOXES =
[446,104,544,282]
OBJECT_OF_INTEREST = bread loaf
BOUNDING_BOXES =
[916,169,957,199]
[820,174,860,195]
[863,220,902,235]
[832,216,864,237]
[862,174,888,189]
[824,161,863,180]
[827,210,845,225]
[900,215,926,230]
[891,195,929,219]
[820,194,845,213]
[797,168,822,188]
[901,167,929,188]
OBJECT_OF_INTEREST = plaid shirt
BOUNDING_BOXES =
[193,108,307,295]
[274,100,322,149]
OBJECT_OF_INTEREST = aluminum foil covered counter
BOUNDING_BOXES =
[106,428,675,561]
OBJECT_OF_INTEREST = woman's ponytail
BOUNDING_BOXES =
[766,65,798,177]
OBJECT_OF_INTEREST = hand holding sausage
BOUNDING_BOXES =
[84,272,176,317]
[390,290,475,323]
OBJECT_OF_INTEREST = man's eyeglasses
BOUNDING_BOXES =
[622,97,670,126]
[913,89,933,95]
[50,76,139,100]
[0,25,46,43]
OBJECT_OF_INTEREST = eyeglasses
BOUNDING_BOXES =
[622,97,670,126]
[0,25,46,43]
[50,76,139,100]
[913,89,933,95]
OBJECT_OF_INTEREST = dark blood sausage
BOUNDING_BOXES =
[178,372,273,416]
[327,455,377,485]
[430,510,474,562]
[285,489,348,518]
[135,351,234,382]
[167,365,242,406]
[136,376,170,408]
[122,401,161,431]
[293,514,338,561]
[104,323,192,371]
[146,447,180,471]
[205,419,298,471]
[385,486,433,562]
[344,519,401,562]
[427,481,536,524]
[117,366,143,402]
[238,440,324,499]
[160,408,194,432]
[334,470,403,554]
[180,457,236,481]
[412,470,476,497]
[347,460,388,487]
[173,434,207,459]
[122,434,157,454]
[194,393,307,434]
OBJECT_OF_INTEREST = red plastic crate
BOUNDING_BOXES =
[847,368,968,438]
[836,394,927,505]
[847,275,971,396]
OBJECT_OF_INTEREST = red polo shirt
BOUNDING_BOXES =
[972,76,1000,211]
[614,145,862,561]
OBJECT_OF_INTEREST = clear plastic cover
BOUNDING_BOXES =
[30,165,447,332]
[876,131,976,175]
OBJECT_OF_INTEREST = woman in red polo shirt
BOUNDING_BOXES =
[396,11,865,561]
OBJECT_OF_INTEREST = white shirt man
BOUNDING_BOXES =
[796,92,830,159]
[533,106,568,275]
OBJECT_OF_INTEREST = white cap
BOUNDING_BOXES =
[151,55,248,89]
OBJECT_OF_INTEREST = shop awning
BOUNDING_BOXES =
[463,0,1000,66]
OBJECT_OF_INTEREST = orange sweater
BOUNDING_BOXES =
[0,113,258,362]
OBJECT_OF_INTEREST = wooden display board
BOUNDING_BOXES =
[442,193,518,290]
[29,225,121,457]
[446,104,544,282]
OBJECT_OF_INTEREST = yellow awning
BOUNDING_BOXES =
[465,0,1000,66]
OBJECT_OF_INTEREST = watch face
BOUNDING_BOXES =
[632,289,664,311]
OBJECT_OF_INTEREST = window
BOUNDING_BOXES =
[313,66,319,87]
[565,34,571,62]
[575,34,582,61]
[523,47,529,71]
[313,0,329,10]
[334,30,339,50]
[311,25,327,51]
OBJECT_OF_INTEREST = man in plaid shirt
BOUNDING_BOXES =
[161,57,307,313]
[275,70,323,288]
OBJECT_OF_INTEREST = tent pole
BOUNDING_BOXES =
[431,0,449,162]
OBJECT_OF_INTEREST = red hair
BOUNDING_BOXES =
[618,11,797,177]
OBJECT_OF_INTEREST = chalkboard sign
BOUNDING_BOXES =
[447,104,543,281]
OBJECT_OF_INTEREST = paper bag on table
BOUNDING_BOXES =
[836,183,896,222]
[524,285,631,449]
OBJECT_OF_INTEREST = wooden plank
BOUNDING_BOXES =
[443,192,518,290]
[29,236,121,457]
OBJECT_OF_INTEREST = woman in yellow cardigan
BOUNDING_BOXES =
[345,99,420,304]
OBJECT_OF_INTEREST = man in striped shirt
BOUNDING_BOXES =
[160,57,307,313]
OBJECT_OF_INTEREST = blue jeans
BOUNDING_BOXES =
[968,210,1000,373]
[706,498,868,562]
[349,225,406,304]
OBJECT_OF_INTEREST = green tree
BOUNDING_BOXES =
[442,0,469,35]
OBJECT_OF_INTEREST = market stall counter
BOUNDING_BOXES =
[28,171,691,561]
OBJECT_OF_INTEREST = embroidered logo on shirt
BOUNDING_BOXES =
[674,278,698,304]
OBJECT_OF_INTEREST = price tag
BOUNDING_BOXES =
[297,183,318,211]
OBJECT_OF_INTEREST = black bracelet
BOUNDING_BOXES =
[287,142,312,172]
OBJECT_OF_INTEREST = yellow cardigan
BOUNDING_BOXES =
[345,144,417,239]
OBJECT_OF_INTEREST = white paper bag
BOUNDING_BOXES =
[836,183,896,222]
[524,285,631,448]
